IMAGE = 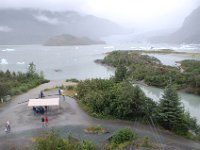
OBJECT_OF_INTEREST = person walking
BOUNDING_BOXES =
[45,116,49,126]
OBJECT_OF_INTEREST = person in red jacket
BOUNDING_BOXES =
[45,116,48,126]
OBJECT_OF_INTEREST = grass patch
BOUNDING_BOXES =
[84,125,108,134]
[105,127,138,150]
[105,128,157,150]
[134,136,157,149]
[33,130,96,150]
[131,49,200,57]
[104,141,133,150]
[63,90,77,96]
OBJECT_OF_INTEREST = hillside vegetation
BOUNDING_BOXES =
[0,62,49,99]
[75,51,200,136]
[98,51,200,95]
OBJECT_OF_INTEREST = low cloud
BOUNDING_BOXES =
[0,26,12,32]
[34,15,59,25]
[1,0,200,31]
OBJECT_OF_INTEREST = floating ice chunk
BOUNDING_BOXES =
[75,46,79,50]
[0,58,8,65]
[104,46,114,49]
[17,61,25,65]
[2,48,15,52]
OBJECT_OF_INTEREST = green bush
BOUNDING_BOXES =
[111,128,137,145]
[67,85,76,90]
[33,130,96,150]
[66,78,79,82]
[82,140,96,150]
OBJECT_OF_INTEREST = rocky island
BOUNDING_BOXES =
[44,34,106,46]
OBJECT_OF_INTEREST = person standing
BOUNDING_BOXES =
[59,89,65,100]
[61,89,65,100]
[41,116,45,127]
[40,91,45,98]
[33,106,36,115]
[5,121,11,133]
[45,116,49,126]
[58,88,62,96]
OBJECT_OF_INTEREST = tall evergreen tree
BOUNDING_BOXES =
[27,62,37,78]
[158,84,188,134]
[114,65,127,83]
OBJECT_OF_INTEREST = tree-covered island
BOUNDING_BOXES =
[96,50,200,95]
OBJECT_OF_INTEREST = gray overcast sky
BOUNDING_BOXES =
[1,0,200,31]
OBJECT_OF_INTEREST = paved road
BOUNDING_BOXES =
[0,80,200,150]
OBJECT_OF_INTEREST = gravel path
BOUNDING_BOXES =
[0,80,200,150]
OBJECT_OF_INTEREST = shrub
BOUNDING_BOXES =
[67,85,76,90]
[84,125,107,134]
[33,130,96,150]
[111,128,137,145]
[141,137,155,148]
[66,78,79,83]
[82,140,96,150]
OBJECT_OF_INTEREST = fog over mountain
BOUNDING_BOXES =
[0,9,126,44]
[150,6,200,44]
[0,1,200,44]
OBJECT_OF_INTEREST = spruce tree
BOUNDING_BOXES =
[114,65,127,83]
[158,84,188,134]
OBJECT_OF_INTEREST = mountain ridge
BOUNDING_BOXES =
[0,8,126,44]
[150,6,200,44]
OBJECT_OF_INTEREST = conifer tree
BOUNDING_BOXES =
[114,65,127,83]
[158,84,188,134]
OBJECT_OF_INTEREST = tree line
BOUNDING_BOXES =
[0,62,49,99]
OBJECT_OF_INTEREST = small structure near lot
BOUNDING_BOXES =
[28,98,60,115]
[28,98,59,107]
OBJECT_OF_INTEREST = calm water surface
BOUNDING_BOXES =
[0,45,115,80]
[139,85,200,124]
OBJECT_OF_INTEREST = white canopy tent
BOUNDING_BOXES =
[28,98,59,107]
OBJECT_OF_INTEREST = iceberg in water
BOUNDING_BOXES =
[104,46,115,49]
[0,58,8,65]
[180,44,198,50]
[17,61,25,65]
[2,48,15,52]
